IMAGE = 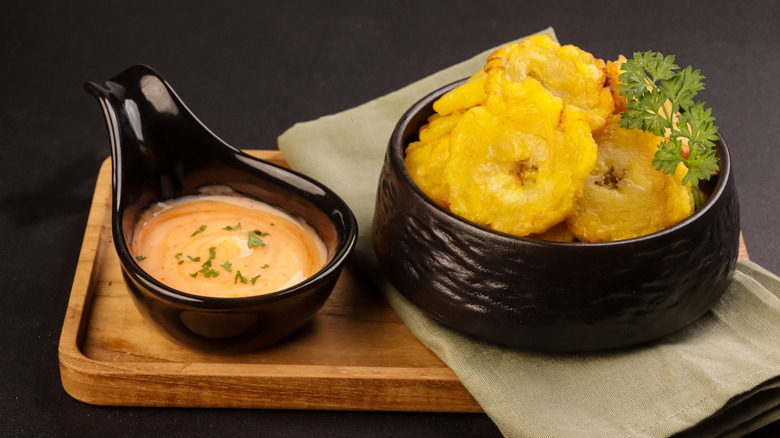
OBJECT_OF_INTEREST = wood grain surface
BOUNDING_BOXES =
[58,150,748,411]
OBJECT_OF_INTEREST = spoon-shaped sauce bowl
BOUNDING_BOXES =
[85,65,357,352]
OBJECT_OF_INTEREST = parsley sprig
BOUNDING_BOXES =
[617,51,719,209]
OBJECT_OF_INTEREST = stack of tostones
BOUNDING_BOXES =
[404,35,695,242]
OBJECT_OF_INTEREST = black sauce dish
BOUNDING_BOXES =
[373,79,740,352]
[85,65,357,352]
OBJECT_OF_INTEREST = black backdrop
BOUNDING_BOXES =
[2,1,779,436]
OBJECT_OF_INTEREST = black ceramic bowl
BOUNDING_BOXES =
[86,65,357,352]
[373,79,740,352]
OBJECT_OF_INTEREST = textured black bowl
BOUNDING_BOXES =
[86,65,357,352]
[373,79,740,352]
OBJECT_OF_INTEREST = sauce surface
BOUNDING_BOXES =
[131,194,327,298]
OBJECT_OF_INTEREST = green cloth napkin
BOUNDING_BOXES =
[278,27,780,437]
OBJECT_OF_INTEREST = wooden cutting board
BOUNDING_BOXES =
[58,151,481,412]
[59,150,749,411]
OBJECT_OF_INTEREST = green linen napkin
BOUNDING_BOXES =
[278,27,780,437]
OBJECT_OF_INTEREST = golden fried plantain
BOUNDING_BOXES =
[487,35,614,131]
[528,221,578,242]
[404,134,451,208]
[566,118,694,242]
[606,55,627,114]
[403,36,696,241]
[433,70,487,116]
[404,35,605,237]
[443,78,597,236]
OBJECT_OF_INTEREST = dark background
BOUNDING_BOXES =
[2,1,779,436]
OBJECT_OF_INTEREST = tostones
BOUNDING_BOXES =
[401,36,695,240]
[566,118,695,242]
[443,79,597,236]
[487,34,614,131]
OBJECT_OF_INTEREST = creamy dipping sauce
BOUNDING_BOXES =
[131,194,327,298]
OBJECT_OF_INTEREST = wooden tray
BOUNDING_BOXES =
[59,150,749,411]
[58,150,481,412]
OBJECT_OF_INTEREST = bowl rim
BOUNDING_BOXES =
[389,78,732,248]
[116,150,359,311]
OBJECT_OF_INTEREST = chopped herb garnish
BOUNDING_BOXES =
[262,264,269,269]
[187,255,201,262]
[208,246,216,260]
[135,255,146,261]
[191,225,207,237]
[189,272,198,278]
[175,253,182,259]
[234,270,248,284]
[198,259,219,277]
[178,260,184,265]
[250,274,261,285]
[223,223,242,231]
[247,230,268,249]
[221,261,233,272]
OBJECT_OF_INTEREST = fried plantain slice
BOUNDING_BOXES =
[404,134,452,208]
[606,55,628,114]
[443,77,597,236]
[567,118,695,242]
[418,110,465,144]
[487,34,614,131]
[433,70,487,116]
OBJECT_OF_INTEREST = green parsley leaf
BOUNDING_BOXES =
[652,137,686,175]
[198,259,219,277]
[190,225,207,237]
[135,255,146,261]
[622,91,669,136]
[209,246,216,260]
[223,223,242,231]
[250,274,261,285]
[247,230,268,249]
[234,270,248,284]
[674,102,719,152]
[175,253,182,259]
[617,51,677,102]
[189,272,198,278]
[262,264,269,269]
[618,51,719,209]
[221,261,233,272]
[187,255,201,262]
